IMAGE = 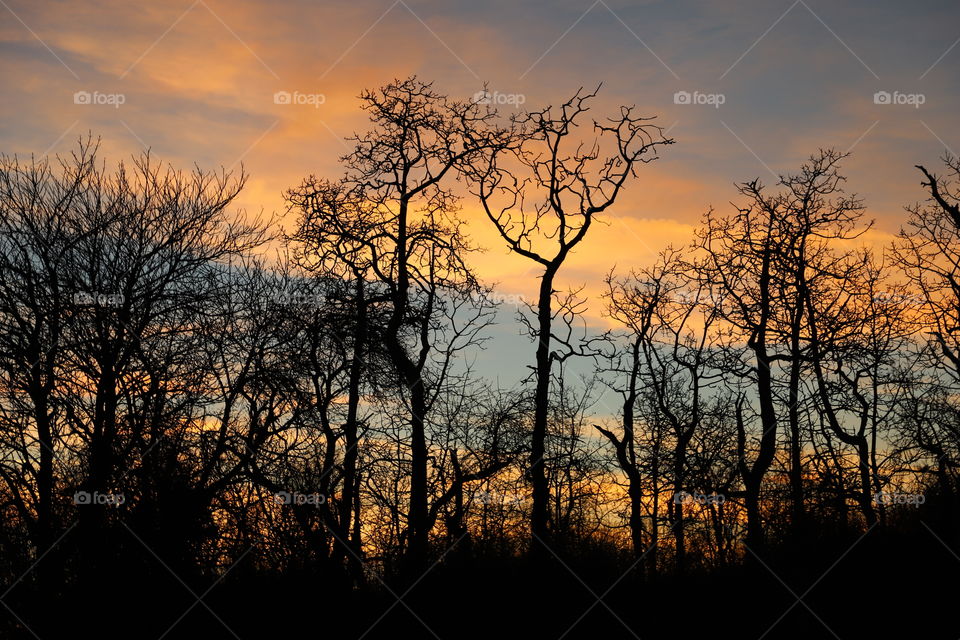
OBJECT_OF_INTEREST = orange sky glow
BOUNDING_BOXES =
[2,0,957,329]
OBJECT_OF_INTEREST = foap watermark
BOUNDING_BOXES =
[471,289,527,307]
[873,491,925,506]
[274,91,326,108]
[872,292,924,306]
[475,490,527,506]
[672,289,700,306]
[472,89,526,107]
[73,490,125,506]
[270,291,324,307]
[673,491,725,506]
[873,91,925,108]
[73,91,126,109]
[674,91,725,109]
[73,292,124,307]
[274,491,327,506]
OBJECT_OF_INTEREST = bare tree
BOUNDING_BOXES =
[0,139,271,593]
[599,248,721,571]
[288,77,507,569]
[695,150,867,546]
[470,87,672,554]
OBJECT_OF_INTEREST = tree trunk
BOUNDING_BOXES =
[339,276,366,578]
[530,269,556,559]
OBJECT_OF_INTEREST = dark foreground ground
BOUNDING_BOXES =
[3,524,957,640]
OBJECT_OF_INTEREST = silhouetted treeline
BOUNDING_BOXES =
[2,78,959,638]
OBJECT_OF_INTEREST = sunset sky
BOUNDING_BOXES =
[2,0,958,381]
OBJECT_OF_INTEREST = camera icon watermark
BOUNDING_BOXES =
[73,91,126,109]
[73,490,125,506]
[873,91,925,108]
[471,289,527,307]
[673,491,725,505]
[872,292,924,306]
[873,491,925,506]
[270,291,324,307]
[673,289,699,305]
[73,292,124,307]
[475,490,527,506]
[673,91,725,109]
[274,491,327,505]
[274,91,326,108]
[472,89,526,107]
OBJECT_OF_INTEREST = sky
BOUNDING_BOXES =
[2,0,958,389]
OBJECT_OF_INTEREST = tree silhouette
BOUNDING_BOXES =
[470,86,672,556]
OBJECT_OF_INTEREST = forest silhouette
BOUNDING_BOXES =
[1,77,958,639]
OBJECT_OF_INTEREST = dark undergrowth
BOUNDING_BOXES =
[3,518,957,640]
